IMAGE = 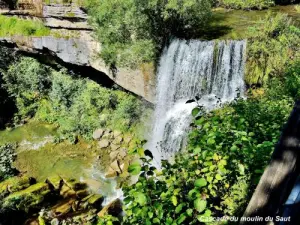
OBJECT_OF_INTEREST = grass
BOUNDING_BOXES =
[0,15,50,37]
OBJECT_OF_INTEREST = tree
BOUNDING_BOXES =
[85,0,212,68]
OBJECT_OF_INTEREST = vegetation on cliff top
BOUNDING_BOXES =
[0,15,50,37]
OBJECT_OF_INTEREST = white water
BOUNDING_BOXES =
[148,39,246,165]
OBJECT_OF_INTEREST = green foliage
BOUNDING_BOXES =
[245,13,300,85]
[0,144,18,182]
[85,0,212,68]
[3,57,51,120]
[0,15,50,37]
[2,57,143,141]
[123,62,299,223]
[218,0,273,10]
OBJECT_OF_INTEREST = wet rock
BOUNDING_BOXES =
[46,175,63,191]
[3,183,51,211]
[0,176,34,197]
[92,129,105,140]
[98,139,110,149]
[97,198,122,218]
[60,184,76,198]
[51,199,75,217]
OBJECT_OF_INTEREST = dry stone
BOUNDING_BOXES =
[98,139,110,149]
[92,129,105,140]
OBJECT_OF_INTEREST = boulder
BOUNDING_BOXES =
[97,198,122,218]
[92,129,105,140]
[109,151,119,161]
[0,176,34,197]
[102,131,113,140]
[98,139,110,149]
[110,143,120,151]
[46,175,63,191]
[105,167,117,178]
[117,149,127,160]
[123,135,133,145]
[110,160,121,174]
[60,184,76,198]
[2,183,51,211]
[112,136,123,145]
[113,131,122,138]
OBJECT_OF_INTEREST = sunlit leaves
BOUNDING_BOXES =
[194,198,207,213]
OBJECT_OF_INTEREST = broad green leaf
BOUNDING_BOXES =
[134,192,147,206]
[194,178,207,188]
[175,203,184,213]
[215,174,222,180]
[192,107,201,117]
[128,162,141,175]
[207,138,215,145]
[194,198,207,213]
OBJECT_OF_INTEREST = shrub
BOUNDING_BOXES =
[245,13,300,85]
[0,144,18,182]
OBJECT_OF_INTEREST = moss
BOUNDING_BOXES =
[3,183,50,212]
[0,176,33,198]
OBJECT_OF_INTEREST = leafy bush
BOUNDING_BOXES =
[0,15,50,37]
[85,0,212,68]
[245,13,300,85]
[218,0,274,9]
[2,57,143,141]
[0,144,18,182]
[2,57,51,120]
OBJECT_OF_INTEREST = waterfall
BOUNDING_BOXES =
[149,39,246,165]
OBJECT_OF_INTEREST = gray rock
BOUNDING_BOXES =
[110,143,120,151]
[98,140,110,149]
[112,136,123,145]
[113,130,122,138]
[109,151,119,160]
[92,129,105,140]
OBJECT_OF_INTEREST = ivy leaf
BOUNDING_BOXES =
[194,178,207,188]
[207,138,215,145]
[134,192,147,206]
[171,195,178,206]
[175,203,184,213]
[215,174,222,180]
[194,198,207,213]
[192,107,201,117]
[177,214,187,224]
[128,162,141,175]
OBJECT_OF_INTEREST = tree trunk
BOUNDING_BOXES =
[241,101,300,225]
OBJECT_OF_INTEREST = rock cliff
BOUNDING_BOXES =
[0,0,156,102]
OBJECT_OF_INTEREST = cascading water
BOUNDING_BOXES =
[149,39,246,165]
